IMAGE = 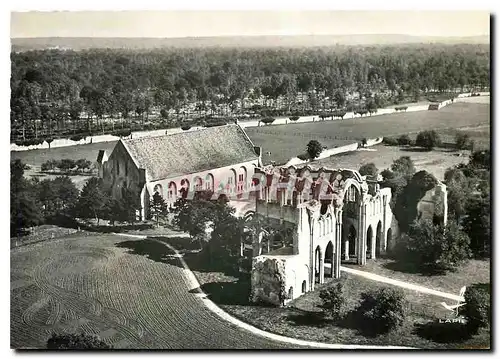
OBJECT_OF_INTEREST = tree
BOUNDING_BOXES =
[306,140,323,160]
[58,159,76,173]
[461,283,491,335]
[463,193,490,258]
[469,149,490,170]
[444,167,469,223]
[380,168,395,180]
[359,163,378,179]
[46,333,111,350]
[403,219,471,272]
[45,137,54,149]
[390,156,416,180]
[455,133,471,150]
[397,134,412,146]
[172,194,215,248]
[76,177,107,224]
[149,192,169,226]
[319,279,347,321]
[416,130,441,150]
[11,191,43,236]
[358,287,407,335]
[394,170,438,232]
[260,117,275,125]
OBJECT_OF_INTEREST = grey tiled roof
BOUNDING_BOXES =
[122,125,259,181]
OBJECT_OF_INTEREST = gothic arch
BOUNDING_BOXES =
[325,241,334,278]
[366,225,373,259]
[376,220,382,257]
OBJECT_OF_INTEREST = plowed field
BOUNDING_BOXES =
[10,234,298,349]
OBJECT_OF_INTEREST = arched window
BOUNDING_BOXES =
[205,173,214,191]
[167,182,177,201]
[288,286,294,300]
[301,280,307,293]
[153,184,163,196]
[193,176,203,191]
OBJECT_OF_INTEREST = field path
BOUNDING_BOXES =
[116,233,413,349]
[340,266,464,301]
[11,233,413,349]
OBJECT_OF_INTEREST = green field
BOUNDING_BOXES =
[246,102,490,164]
[12,102,490,169]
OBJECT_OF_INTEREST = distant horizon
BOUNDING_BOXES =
[11,11,490,39]
[11,33,491,39]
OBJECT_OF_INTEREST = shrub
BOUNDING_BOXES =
[112,129,131,138]
[319,279,347,321]
[46,333,111,349]
[306,140,323,159]
[70,135,84,142]
[358,287,408,334]
[383,137,398,146]
[289,116,300,122]
[261,117,275,125]
[181,124,192,131]
[455,133,471,150]
[416,130,441,150]
[461,283,491,335]
[359,163,378,178]
[297,153,309,161]
[397,134,412,146]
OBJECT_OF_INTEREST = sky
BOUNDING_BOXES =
[10,10,490,38]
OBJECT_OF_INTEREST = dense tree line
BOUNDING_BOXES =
[11,44,489,141]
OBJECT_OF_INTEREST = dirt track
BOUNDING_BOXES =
[10,234,300,349]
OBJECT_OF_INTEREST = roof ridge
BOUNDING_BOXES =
[123,124,238,143]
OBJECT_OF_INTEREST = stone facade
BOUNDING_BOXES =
[249,165,395,305]
[97,125,262,220]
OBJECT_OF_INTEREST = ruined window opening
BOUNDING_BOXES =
[301,280,307,293]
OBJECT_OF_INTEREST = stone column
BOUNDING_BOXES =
[319,256,325,284]
[357,203,367,266]
[371,229,377,260]
[334,208,342,278]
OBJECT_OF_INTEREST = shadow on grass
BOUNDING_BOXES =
[286,310,329,328]
[413,321,472,343]
[382,259,448,276]
[189,277,252,306]
[400,147,432,153]
[115,239,176,264]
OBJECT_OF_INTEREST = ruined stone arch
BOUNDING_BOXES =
[325,241,335,278]
[376,220,383,257]
[314,245,324,284]
[366,225,373,259]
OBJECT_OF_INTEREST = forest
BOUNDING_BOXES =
[10,44,490,143]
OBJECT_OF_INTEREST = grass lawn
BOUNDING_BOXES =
[343,258,490,296]
[246,102,489,164]
[316,145,471,181]
[174,242,490,349]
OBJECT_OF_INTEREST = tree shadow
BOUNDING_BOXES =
[334,309,380,338]
[285,309,329,328]
[115,239,178,265]
[189,278,252,305]
[413,321,472,343]
[400,147,431,153]
[382,260,447,276]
